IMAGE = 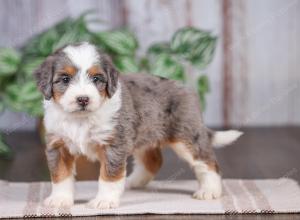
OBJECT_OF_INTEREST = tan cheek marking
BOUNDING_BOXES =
[96,146,125,182]
[46,136,75,183]
[100,90,108,99]
[52,89,63,102]
[142,147,163,174]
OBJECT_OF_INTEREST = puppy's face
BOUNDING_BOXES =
[35,42,119,114]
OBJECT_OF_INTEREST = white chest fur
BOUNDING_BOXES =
[43,85,122,161]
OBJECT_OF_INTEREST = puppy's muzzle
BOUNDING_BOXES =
[77,96,90,108]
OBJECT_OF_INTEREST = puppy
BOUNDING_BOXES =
[34,42,242,209]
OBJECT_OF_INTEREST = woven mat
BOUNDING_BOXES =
[1,178,300,218]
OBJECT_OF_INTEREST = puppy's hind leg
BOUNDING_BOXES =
[171,141,222,200]
[127,146,163,188]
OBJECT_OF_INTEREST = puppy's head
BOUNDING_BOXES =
[34,42,119,114]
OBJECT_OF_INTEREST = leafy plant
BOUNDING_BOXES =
[0,12,217,157]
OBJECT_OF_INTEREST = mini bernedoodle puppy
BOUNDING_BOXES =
[34,42,242,209]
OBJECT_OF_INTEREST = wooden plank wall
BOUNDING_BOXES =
[0,0,299,128]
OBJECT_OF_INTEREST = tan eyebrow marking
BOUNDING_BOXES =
[87,65,103,76]
[59,65,77,76]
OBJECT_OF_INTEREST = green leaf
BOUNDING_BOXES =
[170,27,217,69]
[23,19,71,56]
[52,20,92,51]
[5,84,19,101]
[38,29,60,56]
[22,57,44,78]
[198,75,210,109]
[150,53,185,81]
[23,12,92,57]
[138,57,150,71]
[147,42,170,55]
[52,31,80,51]
[198,75,210,93]
[95,29,138,55]
[55,17,76,34]
[26,102,43,116]
[20,82,42,102]
[114,56,139,73]
[171,27,210,55]
[0,48,21,76]
[73,12,93,36]
[0,134,12,159]
[3,82,43,115]
[190,37,217,69]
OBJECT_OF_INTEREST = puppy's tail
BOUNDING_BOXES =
[210,130,243,148]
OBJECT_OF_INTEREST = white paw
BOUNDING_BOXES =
[192,184,222,200]
[86,197,119,209]
[44,194,74,207]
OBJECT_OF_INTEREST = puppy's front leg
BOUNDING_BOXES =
[87,145,126,209]
[44,136,75,207]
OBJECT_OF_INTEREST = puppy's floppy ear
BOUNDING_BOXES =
[102,55,119,98]
[34,55,56,100]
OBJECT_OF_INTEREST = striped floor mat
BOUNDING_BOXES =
[0,178,300,218]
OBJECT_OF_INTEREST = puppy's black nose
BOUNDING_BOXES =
[77,96,89,107]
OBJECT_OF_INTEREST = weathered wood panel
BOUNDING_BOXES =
[228,0,300,126]
[0,0,124,47]
[0,0,299,128]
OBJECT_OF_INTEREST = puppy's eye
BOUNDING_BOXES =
[92,75,105,83]
[61,75,71,84]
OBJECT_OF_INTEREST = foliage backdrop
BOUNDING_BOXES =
[0,13,217,156]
